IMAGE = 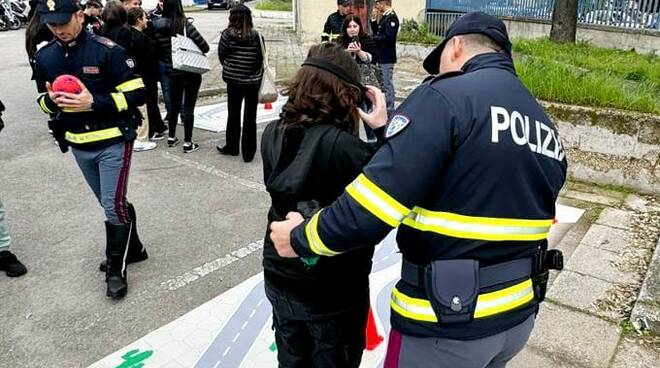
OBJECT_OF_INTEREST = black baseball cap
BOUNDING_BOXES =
[423,12,512,75]
[39,0,82,25]
[338,0,351,6]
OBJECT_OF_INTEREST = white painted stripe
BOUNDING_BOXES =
[161,152,267,192]
[160,240,264,291]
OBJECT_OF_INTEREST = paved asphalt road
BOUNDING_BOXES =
[0,9,289,367]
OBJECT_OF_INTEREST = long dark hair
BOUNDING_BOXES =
[280,43,362,132]
[227,4,255,40]
[339,14,367,47]
[162,0,186,35]
[101,0,127,29]
[127,6,145,27]
[25,12,51,60]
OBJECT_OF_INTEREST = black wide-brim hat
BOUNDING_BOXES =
[423,12,512,75]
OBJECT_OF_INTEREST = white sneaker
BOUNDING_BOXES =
[133,140,157,152]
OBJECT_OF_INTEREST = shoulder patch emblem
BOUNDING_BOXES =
[385,114,411,139]
[125,58,135,68]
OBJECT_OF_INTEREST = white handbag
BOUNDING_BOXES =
[171,24,210,75]
[258,34,278,104]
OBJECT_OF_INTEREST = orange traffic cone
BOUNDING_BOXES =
[365,307,384,350]
[264,102,273,110]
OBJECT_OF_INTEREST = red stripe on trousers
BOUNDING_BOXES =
[384,329,403,368]
[114,141,133,224]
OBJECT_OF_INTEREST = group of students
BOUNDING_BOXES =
[324,0,399,116]
[25,0,265,159]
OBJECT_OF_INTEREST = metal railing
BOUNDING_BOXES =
[425,0,660,30]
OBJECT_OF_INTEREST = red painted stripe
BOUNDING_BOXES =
[384,329,402,368]
[113,142,133,224]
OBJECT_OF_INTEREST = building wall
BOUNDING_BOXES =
[296,0,425,42]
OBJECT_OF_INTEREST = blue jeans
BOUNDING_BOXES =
[0,194,11,252]
[159,62,171,119]
[71,141,133,225]
[379,63,395,116]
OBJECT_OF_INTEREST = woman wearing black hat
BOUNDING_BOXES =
[261,43,387,368]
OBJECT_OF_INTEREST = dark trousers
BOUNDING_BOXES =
[144,76,166,137]
[159,62,171,121]
[168,72,201,143]
[265,284,369,368]
[225,82,259,161]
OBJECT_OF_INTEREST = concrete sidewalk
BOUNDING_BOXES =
[511,186,660,368]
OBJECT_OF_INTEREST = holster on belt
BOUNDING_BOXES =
[532,244,564,302]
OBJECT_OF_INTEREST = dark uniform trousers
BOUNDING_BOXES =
[266,284,369,368]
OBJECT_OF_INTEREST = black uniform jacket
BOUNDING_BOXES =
[290,53,568,339]
[322,11,345,40]
[34,31,146,150]
[371,9,399,64]
[261,121,382,314]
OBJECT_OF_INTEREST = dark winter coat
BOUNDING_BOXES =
[217,29,263,85]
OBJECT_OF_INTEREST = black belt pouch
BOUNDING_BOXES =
[425,259,479,324]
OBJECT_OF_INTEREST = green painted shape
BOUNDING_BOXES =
[113,349,154,368]
[269,342,278,352]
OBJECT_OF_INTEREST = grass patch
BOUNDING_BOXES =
[255,0,292,11]
[398,19,441,45]
[514,38,659,114]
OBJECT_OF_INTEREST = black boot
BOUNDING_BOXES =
[99,203,148,272]
[105,222,130,299]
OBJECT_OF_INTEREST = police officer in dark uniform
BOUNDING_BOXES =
[271,12,567,367]
[34,0,148,300]
[370,0,398,116]
[322,0,351,42]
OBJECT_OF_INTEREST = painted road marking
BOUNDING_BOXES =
[160,240,264,291]
[161,152,267,193]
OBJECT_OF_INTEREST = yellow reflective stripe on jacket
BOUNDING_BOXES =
[115,78,144,92]
[111,92,128,112]
[474,279,534,318]
[390,278,535,323]
[345,174,410,227]
[390,287,438,322]
[64,127,123,144]
[38,94,54,114]
[402,207,552,241]
[304,210,341,256]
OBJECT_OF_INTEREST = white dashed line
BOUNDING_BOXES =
[257,299,264,307]
[249,309,256,318]
[232,333,240,343]
[241,321,248,330]
[222,347,231,357]
[160,240,264,291]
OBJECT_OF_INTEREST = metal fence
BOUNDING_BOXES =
[425,0,660,31]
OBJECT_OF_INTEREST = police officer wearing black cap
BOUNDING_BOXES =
[270,12,567,367]
[34,0,148,300]
[322,0,351,42]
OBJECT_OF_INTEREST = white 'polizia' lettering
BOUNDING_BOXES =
[490,106,565,162]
